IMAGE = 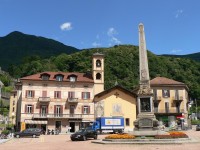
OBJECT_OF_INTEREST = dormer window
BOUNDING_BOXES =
[56,75,63,81]
[70,77,76,82]
[41,74,50,80]
[96,60,101,67]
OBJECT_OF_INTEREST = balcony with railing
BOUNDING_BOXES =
[67,97,78,103]
[38,97,51,102]
[32,113,94,119]
[154,109,185,114]
[33,113,48,119]
[172,96,183,102]
[153,96,161,103]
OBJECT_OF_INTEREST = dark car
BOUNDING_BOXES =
[14,128,41,138]
[70,128,98,141]
[196,124,200,131]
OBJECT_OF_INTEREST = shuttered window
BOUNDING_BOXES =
[54,91,61,99]
[82,106,90,114]
[25,90,35,98]
[82,92,90,100]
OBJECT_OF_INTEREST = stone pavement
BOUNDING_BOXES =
[0,128,200,150]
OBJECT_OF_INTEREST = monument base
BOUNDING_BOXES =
[134,112,159,131]
[130,130,169,136]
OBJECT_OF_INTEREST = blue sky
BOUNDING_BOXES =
[0,0,199,55]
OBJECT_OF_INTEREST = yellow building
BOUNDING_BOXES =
[9,90,17,126]
[94,85,137,132]
[150,77,189,129]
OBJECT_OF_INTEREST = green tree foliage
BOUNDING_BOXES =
[6,45,200,100]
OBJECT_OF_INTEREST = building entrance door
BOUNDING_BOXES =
[55,121,61,132]
[69,122,75,132]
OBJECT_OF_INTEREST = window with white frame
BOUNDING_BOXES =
[82,92,90,100]
[56,75,63,81]
[70,76,76,82]
[83,106,90,114]
[26,90,34,98]
[27,105,33,113]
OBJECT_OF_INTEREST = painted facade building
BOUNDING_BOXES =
[14,53,104,133]
[94,85,137,132]
[150,77,189,129]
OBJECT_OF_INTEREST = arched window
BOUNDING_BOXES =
[96,73,101,80]
[96,60,101,67]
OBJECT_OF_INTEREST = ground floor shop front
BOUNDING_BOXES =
[21,118,93,133]
[156,113,190,130]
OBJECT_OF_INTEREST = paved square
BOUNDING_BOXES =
[0,128,200,150]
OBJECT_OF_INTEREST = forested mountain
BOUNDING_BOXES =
[162,52,200,62]
[0,31,79,70]
[7,45,200,100]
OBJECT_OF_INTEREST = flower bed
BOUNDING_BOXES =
[105,133,135,139]
[155,131,188,139]
[168,131,188,138]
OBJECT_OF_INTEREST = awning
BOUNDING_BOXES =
[24,120,47,124]
[176,115,184,119]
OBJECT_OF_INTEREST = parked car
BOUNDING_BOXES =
[70,128,98,141]
[196,124,200,131]
[14,128,41,138]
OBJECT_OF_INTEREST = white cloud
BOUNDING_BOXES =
[107,27,121,45]
[60,22,72,31]
[175,9,183,18]
[107,27,118,36]
[170,49,182,54]
[111,37,121,44]
[92,42,101,47]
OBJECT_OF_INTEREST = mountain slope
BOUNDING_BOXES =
[9,45,200,99]
[161,52,200,62]
[0,31,79,70]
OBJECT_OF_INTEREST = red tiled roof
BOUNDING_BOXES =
[150,77,185,85]
[20,72,94,83]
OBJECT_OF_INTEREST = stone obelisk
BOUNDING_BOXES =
[133,23,159,133]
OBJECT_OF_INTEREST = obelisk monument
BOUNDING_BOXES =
[134,23,159,133]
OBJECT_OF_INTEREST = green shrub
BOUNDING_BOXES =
[191,120,200,125]
[1,130,10,135]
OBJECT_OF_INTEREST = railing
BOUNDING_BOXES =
[153,96,161,101]
[154,109,185,113]
[33,114,48,118]
[38,97,51,102]
[67,98,78,103]
[172,96,183,101]
[32,113,94,119]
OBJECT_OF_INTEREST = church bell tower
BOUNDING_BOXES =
[92,53,104,95]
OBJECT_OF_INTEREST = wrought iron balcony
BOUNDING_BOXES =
[154,109,185,114]
[33,113,48,119]
[153,96,161,102]
[32,113,93,119]
[38,97,51,102]
[67,97,78,103]
[172,96,183,102]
